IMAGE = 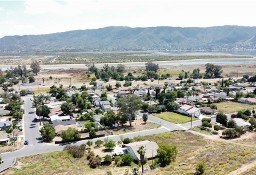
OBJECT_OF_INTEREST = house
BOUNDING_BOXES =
[0,132,9,144]
[46,101,65,109]
[50,115,76,126]
[200,107,216,115]
[232,118,251,127]
[99,101,111,111]
[125,140,159,161]
[238,98,256,105]
[0,121,12,130]
[177,104,201,117]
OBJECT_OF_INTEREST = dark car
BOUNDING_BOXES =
[24,140,29,145]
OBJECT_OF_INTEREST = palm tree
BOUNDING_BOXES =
[137,146,146,173]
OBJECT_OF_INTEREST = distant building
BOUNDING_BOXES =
[238,98,256,105]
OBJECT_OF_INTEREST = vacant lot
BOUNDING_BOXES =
[155,112,197,124]
[215,101,256,113]
[7,131,256,175]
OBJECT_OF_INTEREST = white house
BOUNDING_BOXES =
[177,104,201,117]
[125,140,159,161]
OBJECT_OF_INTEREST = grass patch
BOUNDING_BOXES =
[192,127,213,135]
[33,87,49,95]
[155,112,197,124]
[215,101,256,113]
[157,70,181,76]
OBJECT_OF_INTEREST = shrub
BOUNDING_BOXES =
[157,145,177,167]
[121,153,134,166]
[95,140,104,147]
[214,125,221,131]
[142,113,148,123]
[227,119,237,128]
[222,128,241,138]
[115,156,122,166]
[87,150,95,160]
[61,128,81,142]
[123,137,133,144]
[89,129,96,139]
[104,154,112,164]
[216,112,227,126]
[202,118,211,123]
[89,155,101,168]
[64,145,85,158]
[87,141,93,147]
[104,140,116,150]
[202,121,212,128]
[244,109,251,116]
[195,162,206,175]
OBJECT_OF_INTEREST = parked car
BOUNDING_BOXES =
[24,140,29,145]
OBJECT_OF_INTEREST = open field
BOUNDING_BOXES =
[215,101,256,114]
[192,127,213,135]
[6,131,256,175]
[155,112,197,124]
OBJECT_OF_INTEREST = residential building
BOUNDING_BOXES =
[125,140,159,161]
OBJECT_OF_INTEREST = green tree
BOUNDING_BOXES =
[145,61,159,72]
[28,76,35,83]
[30,60,41,75]
[121,153,134,166]
[166,102,179,111]
[61,102,74,115]
[104,140,116,150]
[137,146,146,173]
[204,63,222,78]
[100,111,117,127]
[89,129,96,139]
[117,95,142,127]
[142,113,148,123]
[61,128,81,142]
[104,154,112,164]
[227,119,237,128]
[195,162,206,175]
[36,105,50,118]
[216,112,227,127]
[95,140,104,147]
[116,64,125,73]
[40,123,55,142]
[157,145,177,167]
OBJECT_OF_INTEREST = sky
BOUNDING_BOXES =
[0,0,256,38]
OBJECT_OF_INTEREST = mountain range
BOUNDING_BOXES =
[1,26,256,53]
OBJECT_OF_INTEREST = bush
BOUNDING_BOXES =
[89,155,101,168]
[104,140,116,150]
[202,118,211,123]
[227,119,237,128]
[95,140,104,147]
[157,145,177,167]
[115,156,122,166]
[202,121,212,128]
[61,128,81,142]
[104,154,112,164]
[123,137,133,144]
[244,109,251,116]
[214,125,221,131]
[87,150,95,160]
[142,113,148,123]
[222,128,241,138]
[87,141,93,147]
[216,112,227,127]
[195,162,206,175]
[121,153,134,166]
[64,145,85,158]
[89,129,96,139]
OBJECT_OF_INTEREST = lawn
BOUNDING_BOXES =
[155,112,197,124]
[215,101,256,114]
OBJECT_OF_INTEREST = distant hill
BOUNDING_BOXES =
[1,26,256,53]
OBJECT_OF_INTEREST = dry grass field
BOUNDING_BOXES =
[7,131,256,175]
[215,101,256,114]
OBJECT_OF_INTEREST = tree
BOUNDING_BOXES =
[40,123,55,142]
[87,141,93,147]
[157,145,177,167]
[195,162,206,175]
[204,63,222,78]
[137,146,146,173]
[100,111,117,127]
[216,112,227,127]
[116,64,125,73]
[142,113,148,123]
[89,129,96,139]
[227,119,237,128]
[145,61,159,72]
[104,154,112,164]
[117,95,142,127]
[28,76,35,83]
[166,102,179,111]
[104,140,116,150]
[121,153,134,166]
[88,63,98,73]
[123,138,132,144]
[36,105,50,118]
[61,102,74,115]
[61,128,81,142]
[30,60,41,75]
[191,68,202,79]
